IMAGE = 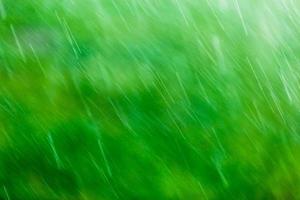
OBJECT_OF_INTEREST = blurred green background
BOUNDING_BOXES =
[1,0,300,199]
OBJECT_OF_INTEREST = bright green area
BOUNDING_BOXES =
[1,0,300,199]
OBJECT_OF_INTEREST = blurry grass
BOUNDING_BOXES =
[1,0,300,199]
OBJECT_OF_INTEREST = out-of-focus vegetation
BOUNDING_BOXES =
[1,0,300,199]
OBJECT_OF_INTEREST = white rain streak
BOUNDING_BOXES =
[55,12,81,59]
[10,24,26,62]
[29,44,46,77]
[212,35,225,73]
[173,0,189,25]
[111,0,130,29]
[98,139,112,177]
[206,0,226,31]
[3,186,10,200]
[176,72,191,106]
[48,133,62,169]
[233,0,248,36]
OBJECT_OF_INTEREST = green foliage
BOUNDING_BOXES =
[1,0,300,199]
